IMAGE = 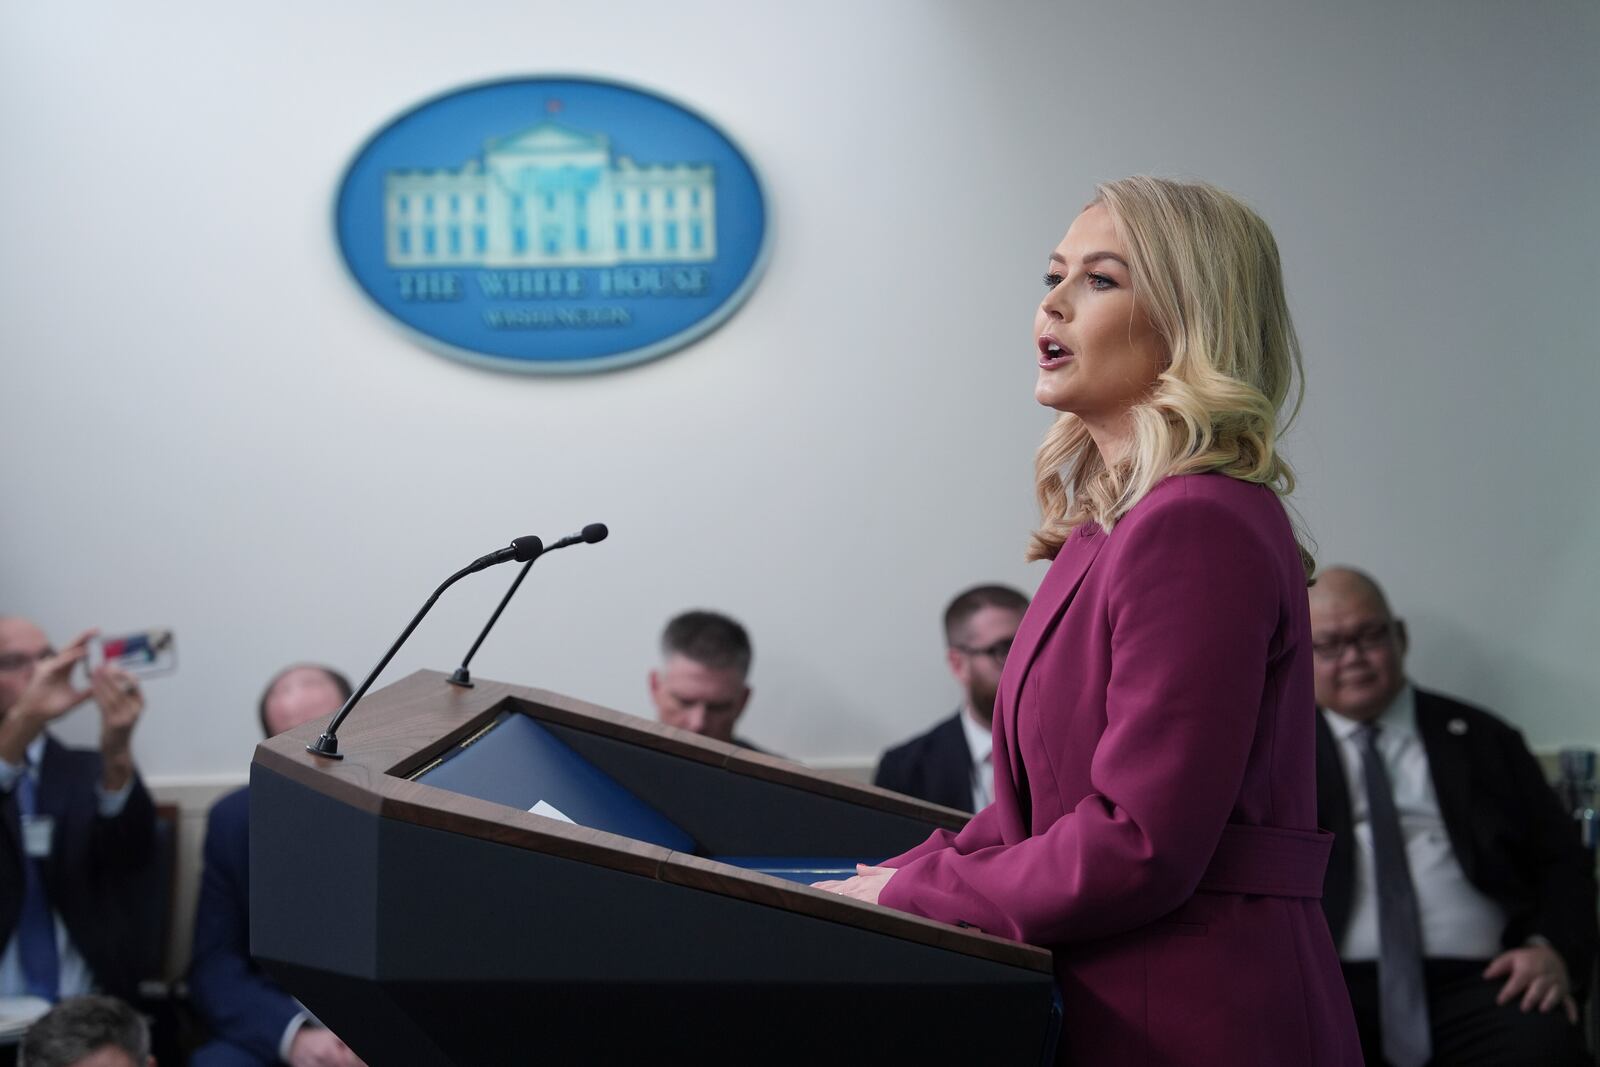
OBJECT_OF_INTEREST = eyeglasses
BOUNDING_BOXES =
[0,648,54,673]
[1311,623,1394,662]
[954,637,1013,664]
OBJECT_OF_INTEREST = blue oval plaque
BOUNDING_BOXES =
[334,77,770,374]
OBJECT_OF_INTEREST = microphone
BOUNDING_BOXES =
[447,523,609,689]
[544,522,609,552]
[306,535,544,759]
[467,535,545,573]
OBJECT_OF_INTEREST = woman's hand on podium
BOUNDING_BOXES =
[812,864,896,904]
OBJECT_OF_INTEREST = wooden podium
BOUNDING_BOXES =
[250,671,1060,1065]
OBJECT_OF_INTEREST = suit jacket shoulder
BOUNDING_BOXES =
[1411,687,1598,982]
[1414,688,1516,732]
[874,714,973,812]
[207,784,250,841]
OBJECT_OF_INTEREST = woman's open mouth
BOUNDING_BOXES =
[1037,335,1073,369]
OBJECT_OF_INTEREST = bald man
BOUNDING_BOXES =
[189,665,366,1067]
[0,617,155,1004]
[1311,568,1595,1067]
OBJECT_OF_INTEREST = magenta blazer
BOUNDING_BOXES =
[880,474,1361,1066]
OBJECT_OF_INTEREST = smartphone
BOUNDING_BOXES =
[87,628,177,677]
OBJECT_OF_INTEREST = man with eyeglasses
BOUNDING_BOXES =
[0,618,156,1007]
[1310,568,1594,1067]
[874,585,1029,813]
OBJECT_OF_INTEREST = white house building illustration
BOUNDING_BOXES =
[384,122,717,268]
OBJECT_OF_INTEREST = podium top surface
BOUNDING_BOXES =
[253,670,1053,974]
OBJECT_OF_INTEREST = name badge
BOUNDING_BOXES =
[22,814,54,859]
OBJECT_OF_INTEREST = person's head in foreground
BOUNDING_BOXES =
[1029,175,1308,571]
[20,995,153,1067]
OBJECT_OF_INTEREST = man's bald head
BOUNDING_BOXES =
[0,616,47,647]
[1310,568,1392,617]
[1308,566,1408,722]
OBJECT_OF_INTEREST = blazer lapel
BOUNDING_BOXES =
[1314,712,1354,937]
[36,735,69,819]
[998,526,1105,788]
[1,774,20,855]
[3,734,62,855]
[935,713,973,812]
[1415,689,1476,879]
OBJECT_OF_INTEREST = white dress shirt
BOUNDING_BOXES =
[0,734,134,997]
[959,706,994,812]
[1322,686,1508,961]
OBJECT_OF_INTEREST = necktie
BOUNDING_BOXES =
[1357,724,1430,1067]
[14,765,61,1001]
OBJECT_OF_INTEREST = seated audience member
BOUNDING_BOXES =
[0,618,155,1004]
[188,665,366,1067]
[19,995,153,1067]
[648,611,765,750]
[1311,568,1596,1067]
[874,585,1029,811]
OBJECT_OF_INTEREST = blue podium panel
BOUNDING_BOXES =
[414,711,696,853]
[710,856,880,884]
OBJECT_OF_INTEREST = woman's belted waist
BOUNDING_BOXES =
[1195,823,1332,898]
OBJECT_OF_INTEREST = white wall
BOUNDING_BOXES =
[1,0,1595,782]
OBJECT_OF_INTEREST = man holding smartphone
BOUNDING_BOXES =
[0,616,156,1003]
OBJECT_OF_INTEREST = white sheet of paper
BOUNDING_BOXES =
[528,799,575,824]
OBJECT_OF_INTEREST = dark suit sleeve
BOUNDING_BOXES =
[89,771,156,877]
[1499,728,1599,987]
[189,793,300,1062]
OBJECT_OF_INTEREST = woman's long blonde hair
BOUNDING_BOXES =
[1027,176,1312,575]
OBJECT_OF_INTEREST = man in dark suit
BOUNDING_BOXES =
[1311,568,1595,1067]
[0,617,155,1004]
[189,664,366,1067]
[874,585,1029,812]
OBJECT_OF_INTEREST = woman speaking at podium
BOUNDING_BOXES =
[818,177,1361,1064]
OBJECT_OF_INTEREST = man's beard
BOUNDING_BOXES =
[968,679,999,725]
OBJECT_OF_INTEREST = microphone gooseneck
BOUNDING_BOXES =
[447,522,610,689]
[306,535,543,759]
[466,535,545,574]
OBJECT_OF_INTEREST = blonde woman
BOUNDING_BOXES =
[818,178,1361,1064]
